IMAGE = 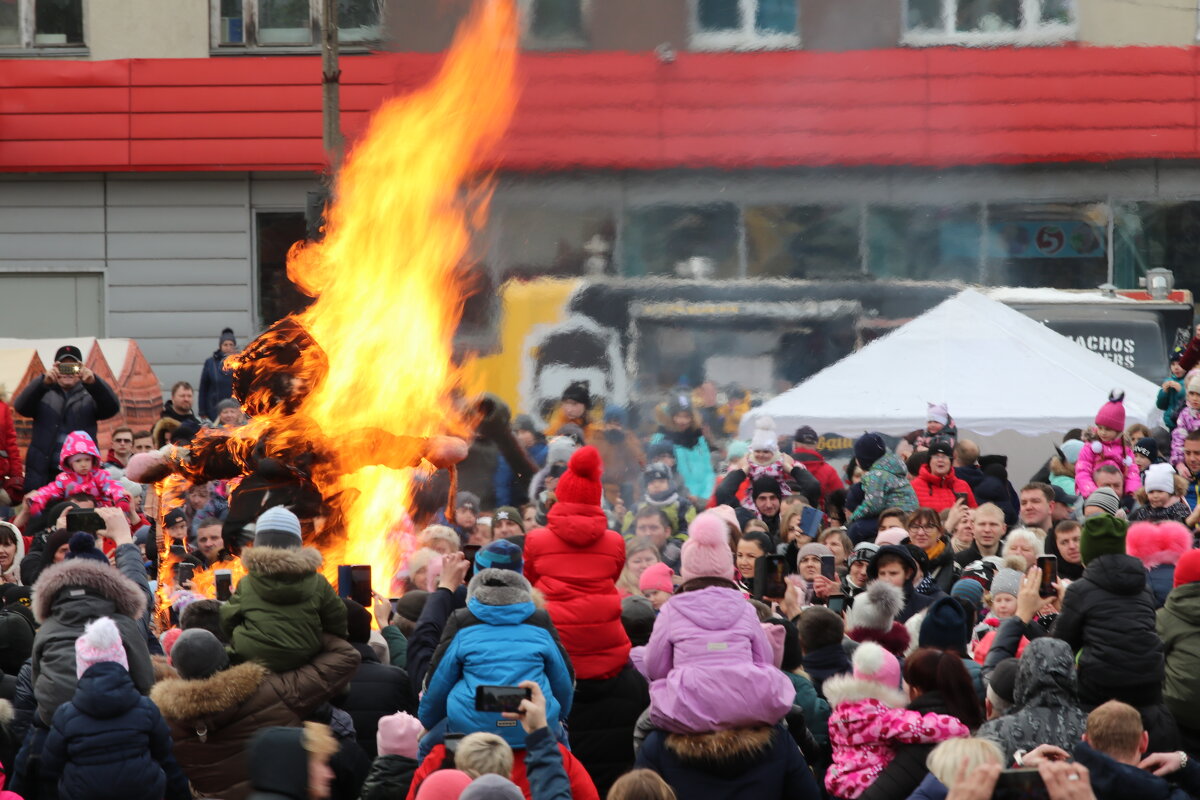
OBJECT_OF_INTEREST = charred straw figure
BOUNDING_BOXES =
[126,319,469,554]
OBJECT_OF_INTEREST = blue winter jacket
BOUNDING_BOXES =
[650,429,715,502]
[418,570,575,749]
[495,441,548,507]
[198,349,234,421]
[42,662,190,800]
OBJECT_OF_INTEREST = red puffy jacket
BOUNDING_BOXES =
[524,501,629,681]
[406,741,600,800]
[910,464,977,512]
[0,401,23,502]
[793,446,845,501]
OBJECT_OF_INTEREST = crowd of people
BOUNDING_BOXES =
[0,327,1198,800]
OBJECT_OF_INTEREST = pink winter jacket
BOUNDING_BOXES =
[822,677,969,800]
[25,430,129,516]
[1074,433,1140,497]
[1172,407,1200,464]
[640,585,795,734]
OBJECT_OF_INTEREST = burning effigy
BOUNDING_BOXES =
[127,0,519,601]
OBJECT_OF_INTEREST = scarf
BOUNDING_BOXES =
[925,537,947,563]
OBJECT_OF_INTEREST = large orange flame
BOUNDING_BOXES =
[299,0,517,593]
[164,0,521,601]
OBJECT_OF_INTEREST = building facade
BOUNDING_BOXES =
[4,0,1200,390]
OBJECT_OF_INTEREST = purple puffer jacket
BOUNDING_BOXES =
[642,585,795,733]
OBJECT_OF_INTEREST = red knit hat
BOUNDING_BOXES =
[1174,549,1200,588]
[554,446,603,506]
[1094,389,1126,431]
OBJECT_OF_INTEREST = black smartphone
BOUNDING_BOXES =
[754,554,790,601]
[1037,555,1058,598]
[215,569,232,601]
[175,562,195,584]
[827,595,847,614]
[462,544,481,565]
[337,564,373,607]
[993,768,1049,800]
[475,685,531,713]
[954,492,969,503]
[820,554,837,581]
[65,510,105,534]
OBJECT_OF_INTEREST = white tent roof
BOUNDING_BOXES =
[740,288,1162,438]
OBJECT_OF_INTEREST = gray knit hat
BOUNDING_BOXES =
[990,568,1023,599]
[1083,487,1120,517]
[171,628,230,680]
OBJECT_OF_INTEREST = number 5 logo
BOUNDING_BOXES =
[1036,225,1065,255]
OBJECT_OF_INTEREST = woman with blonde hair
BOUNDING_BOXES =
[908,737,1003,798]
[616,537,661,599]
[607,769,676,800]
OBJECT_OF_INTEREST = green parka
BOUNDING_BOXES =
[220,546,347,673]
[1157,580,1200,724]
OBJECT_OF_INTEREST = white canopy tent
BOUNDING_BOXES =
[740,289,1163,482]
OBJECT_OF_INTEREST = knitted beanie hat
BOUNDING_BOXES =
[1094,389,1126,431]
[460,775,524,800]
[1083,487,1120,517]
[416,770,474,798]
[66,532,108,565]
[709,503,739,532]
[950,577,985,610]
[927,402,950,426]
[854,432,887,470]
[1079,513,1129,566]
[74,616,128,678]
[750,416,778,453]
[171,628,230,680]
[990,568,1023,598]
[1144,463,1176,495]
[254,506,303,549]
[852,640,901,688]
[918,597,970,652]
[680,510,734,583]
[474,539,523,575]
[1174,549,1200,587]
[376,711,423,759]
[798,543,834,561]
[554,446,603,506]
[638,562,675,595]
[875,527,909,547]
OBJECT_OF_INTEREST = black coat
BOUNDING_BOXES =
[41,662,190,800]
[13,378,120,492]
[359,754,418,800]
[198,350,234,421]
[636,724,821,800]
[926,536,960,594]
[858,691,956,800]
[566,664,649,797]
[341,643,414,759]
[1052,554,1165,707]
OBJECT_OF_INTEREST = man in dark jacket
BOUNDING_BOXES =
[198,328,237,421]
[1052,513,1179,753]
[455,394,538,512]
[13,345,120,492]
[338,600,413,759]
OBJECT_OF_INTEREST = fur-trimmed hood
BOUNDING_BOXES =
[1125,521,1192,569]
[31,557,146,623]
[665,726,775,766]
[467,567,532,606]
[821,674,908,710]
[241,545,322,576]
[150,661,268,721]
[846,622,911,659]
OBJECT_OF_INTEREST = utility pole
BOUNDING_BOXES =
[321,0,343,169]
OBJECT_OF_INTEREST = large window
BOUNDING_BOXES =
[0,0,84,48]
[215,0,380,47]
[256,212,312,326]
[691,0,800,51]
[1114,201,1200,292]
[520,0,586,47]
[744,205,863,278]
[622,204,741,278]
[493,205,615,280]
[904,0,1074,45]
[984,202,1107,289]
[867,205,982,281]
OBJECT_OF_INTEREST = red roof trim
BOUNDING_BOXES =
[2,47,1200,173]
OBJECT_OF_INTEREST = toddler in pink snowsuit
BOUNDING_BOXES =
[822,642,968,799]
[1075,390,1140,498]
[639,510,795,733]
[23,431,130,517]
